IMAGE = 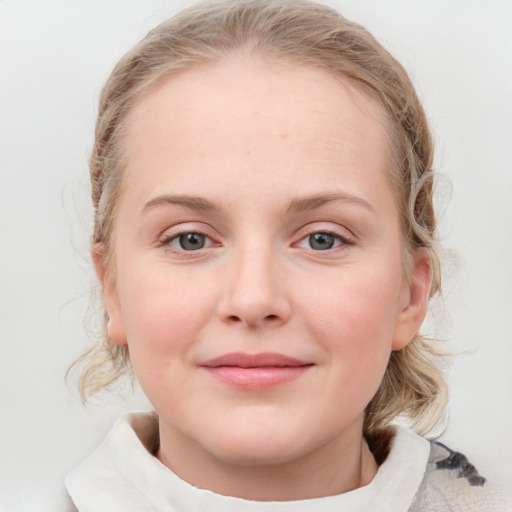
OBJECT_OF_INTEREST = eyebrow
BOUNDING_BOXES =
[142,195,219,214]
[141,192,374,215]
[285,193,374,213]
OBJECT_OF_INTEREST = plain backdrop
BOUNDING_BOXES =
[1,0,511,509]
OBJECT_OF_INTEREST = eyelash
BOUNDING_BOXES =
[158,231,216,253]
[158,227,353,254]
[294,230,353,252]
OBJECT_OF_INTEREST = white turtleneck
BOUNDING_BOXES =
[65,411,511,511]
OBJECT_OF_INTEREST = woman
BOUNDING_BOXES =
[61,1,511,510]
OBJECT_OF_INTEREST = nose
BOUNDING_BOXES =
[217,247,291,328]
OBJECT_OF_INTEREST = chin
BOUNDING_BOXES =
[214,440,304,467]
[202,421,313,467]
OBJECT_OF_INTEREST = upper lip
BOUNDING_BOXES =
[200,352,312,368]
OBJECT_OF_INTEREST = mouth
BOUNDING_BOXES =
[199,352,314,390]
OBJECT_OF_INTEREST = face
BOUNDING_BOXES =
[100,59,429,475]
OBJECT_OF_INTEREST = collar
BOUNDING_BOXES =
[66,411,430,512]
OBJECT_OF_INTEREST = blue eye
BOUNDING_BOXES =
[295,231,348,251]
[173,233,208,251]
[308,233,336,250]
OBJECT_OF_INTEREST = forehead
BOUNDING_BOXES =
[122,59,393,208]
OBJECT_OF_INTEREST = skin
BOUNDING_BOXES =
[95,58,431,501]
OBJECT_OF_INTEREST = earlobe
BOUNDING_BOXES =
[91,244,127,346]
[392,248,432,351]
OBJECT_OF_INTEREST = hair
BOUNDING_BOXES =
[74,0,448,439]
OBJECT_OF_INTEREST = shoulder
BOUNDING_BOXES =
[65,411,160,511]
[409,440,512,512]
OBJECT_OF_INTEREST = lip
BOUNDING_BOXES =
[199,352,314,390]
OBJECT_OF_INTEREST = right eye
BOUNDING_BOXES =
[306,232,339,251]
[167,232,214,251]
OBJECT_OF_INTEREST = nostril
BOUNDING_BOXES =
[226,314,279,324]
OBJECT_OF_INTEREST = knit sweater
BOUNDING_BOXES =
[65,412,511,511]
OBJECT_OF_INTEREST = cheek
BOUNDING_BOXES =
[116,266,219,361]
[305,264,401,331]
[299,264,403,379]
[116,267,222,413]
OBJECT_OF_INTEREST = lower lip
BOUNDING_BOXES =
[203,365,312,390]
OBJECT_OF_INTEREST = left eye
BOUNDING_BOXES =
[171,232,211,251]
[297,232,345,251]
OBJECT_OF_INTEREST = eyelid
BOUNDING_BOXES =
[293,222,355,245]
[158,222,221,249]
[294,232,350,252]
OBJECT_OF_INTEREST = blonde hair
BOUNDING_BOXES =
[76,0,447,438]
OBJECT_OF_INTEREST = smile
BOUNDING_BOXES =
[200,352,314,390]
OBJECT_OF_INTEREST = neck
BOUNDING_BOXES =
[157,418,379,501]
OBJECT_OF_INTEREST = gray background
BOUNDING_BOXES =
[1,0,511,509]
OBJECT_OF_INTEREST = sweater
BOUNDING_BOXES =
[65,412,511,511]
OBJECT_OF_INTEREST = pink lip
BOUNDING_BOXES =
[200,352,314,390]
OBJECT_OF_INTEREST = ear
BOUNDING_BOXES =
[392,248,432,351]
[92,243,127,346]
